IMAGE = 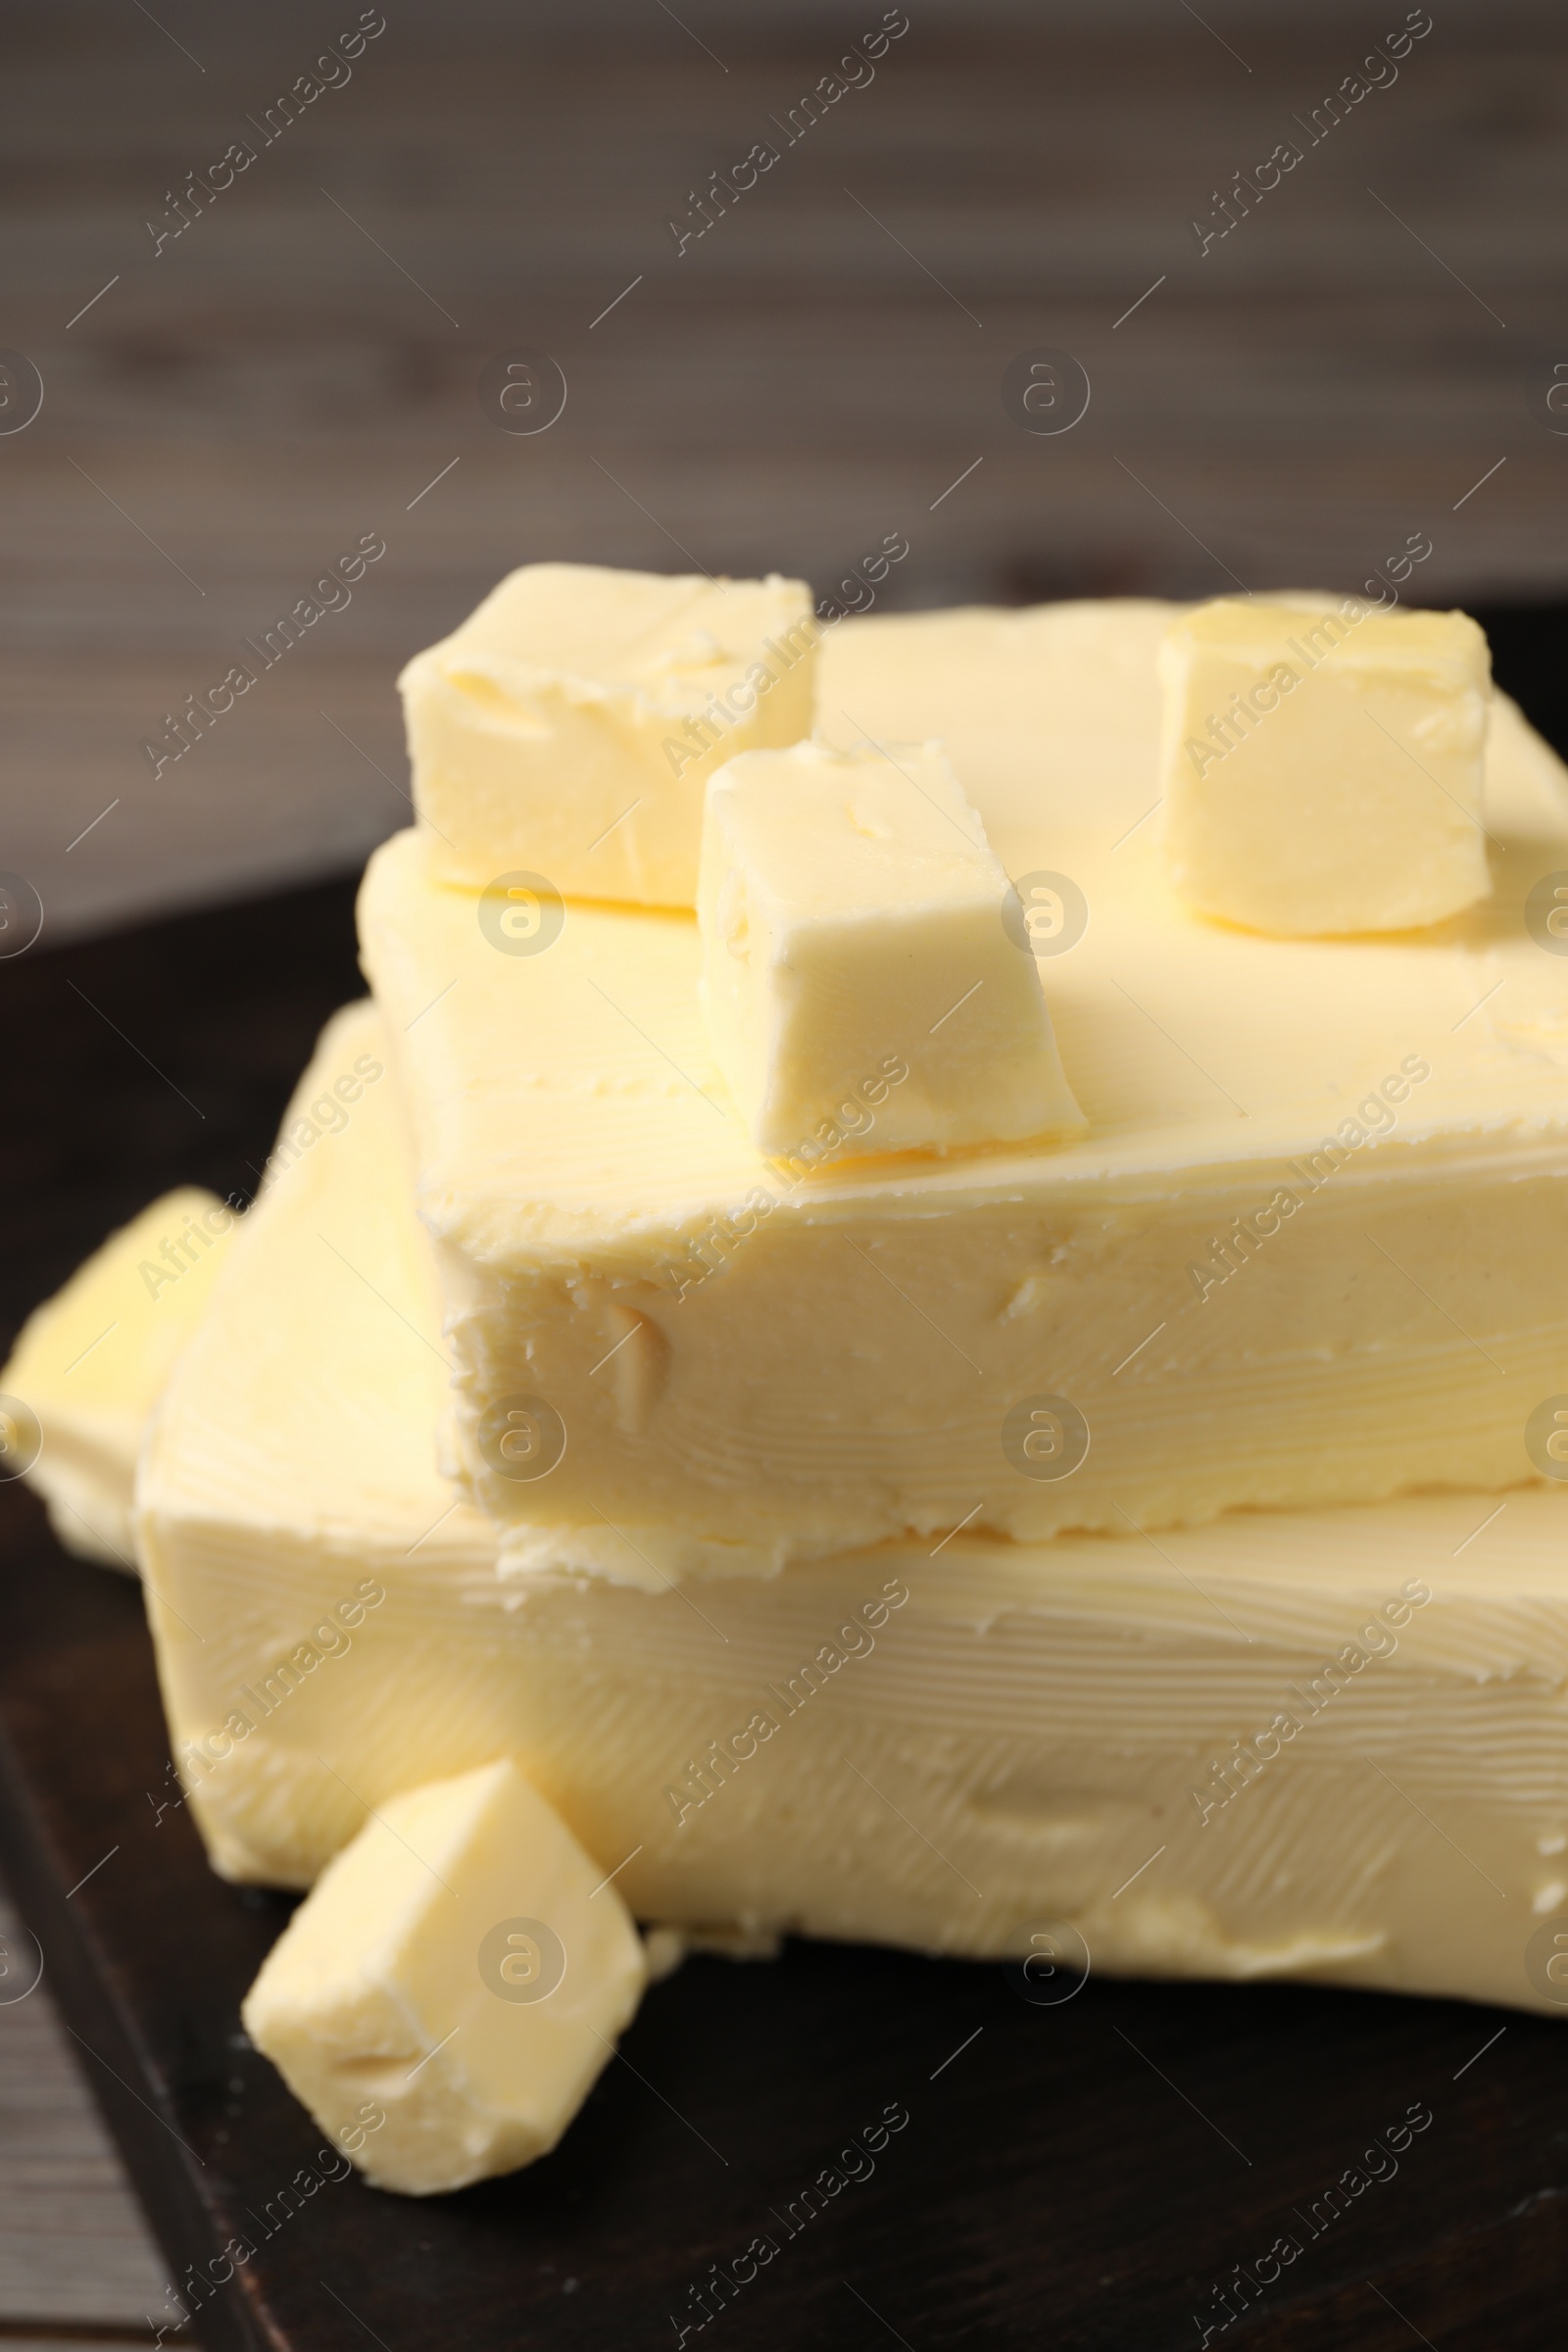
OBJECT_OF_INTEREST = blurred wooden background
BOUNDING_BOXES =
[3,0,1566,941]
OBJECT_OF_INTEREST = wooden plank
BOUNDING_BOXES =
[1,876,1567,2349]
[0,1895,171,2333]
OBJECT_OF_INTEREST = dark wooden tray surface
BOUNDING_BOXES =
[5,858,1568,2350]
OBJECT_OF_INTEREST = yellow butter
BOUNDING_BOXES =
[136,1001,1568,2027]
[400,564,818,907]
[1,1187,239,1568]
[359,596,1568,1580]
[241,1757,646,2193]
[698,738,1082,1156]
[1158,596,1493,935]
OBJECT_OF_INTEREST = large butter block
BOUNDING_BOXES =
[242,1756,645,2193]
[359,596,1568,1581]
[1,1186,239,1568]
[137,1001,1568,2020]
[400,564,817,906]
[1158,597,1493,936]
[698,738,1082,1156]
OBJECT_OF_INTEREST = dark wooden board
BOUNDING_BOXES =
[5,770,1568,2346]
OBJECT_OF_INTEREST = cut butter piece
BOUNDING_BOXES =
[359,587,1568,1580]
[0,1187,239,1569]
[241,1757,646,2193]
[399,563,818,907]
[1158,596,1493,936]
[136,1000,1568,2025]
[698,738,1083,1157]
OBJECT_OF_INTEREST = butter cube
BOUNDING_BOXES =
[698,740,1083,1157]
[242,1757,647,2194]
[400,563,818,906]
[1158,597,1492,935]
[0,1187,239,1569]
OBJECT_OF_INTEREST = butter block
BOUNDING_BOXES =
[359,583,1568,1579]
[698,739,1082,1156]
[1158,597,1493,935]
[138,1002,1568,2023]
[400,564,818,906]
[242,1757,646,2193]
[0,1187,239,1568]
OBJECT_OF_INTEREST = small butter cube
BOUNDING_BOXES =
[0,1187,239,1570]
[400,563,818,906]
[241,1758,647,2195]
[1158,597,1493,935]
[698,739,1083,1158]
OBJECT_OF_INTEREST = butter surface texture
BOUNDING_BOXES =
[1,1186,238,1568]
[137,1004,1568,2019]
[241,1757,646,2193]
[1158,597,1492,935]
[698,738,1082,1155]
[359,597,1568,1580]
[400,563,817,906]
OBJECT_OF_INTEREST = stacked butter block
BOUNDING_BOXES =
[356,584,1567,1584]
[14,566,1568,2196]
